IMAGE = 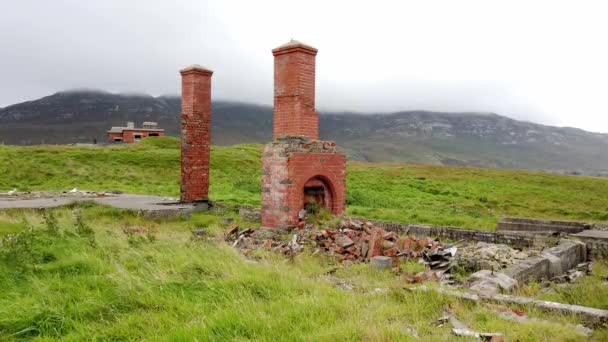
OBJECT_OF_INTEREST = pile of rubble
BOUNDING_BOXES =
[456,242,529,271]
[225,219,457,280]
[225,225,307,257]
[310,219,455,268]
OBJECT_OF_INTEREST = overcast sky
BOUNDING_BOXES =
[1,0,607,132]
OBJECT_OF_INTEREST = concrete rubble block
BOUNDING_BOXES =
[468,270,518,295]
[572,230,608,259]
[370,256,392,270]
[335,235,354,248]
[503,256,550,283]
[541,252,563,277]
[368,227,386,258]
[545,239,587,273]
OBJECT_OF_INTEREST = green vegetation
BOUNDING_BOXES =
[0,204,602,341]
[1,136,607,229]
[516,260,608,310]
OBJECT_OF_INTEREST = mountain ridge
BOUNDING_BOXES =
[1,90,607,175]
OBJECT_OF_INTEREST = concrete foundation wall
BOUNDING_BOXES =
[368,220,537,248]
[497,217,591,234]
[503,239,587,283]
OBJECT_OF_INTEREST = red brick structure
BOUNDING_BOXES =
[261,40,346,228]
[272,40,319,140]
[107,122,164,143]
[179,65,213,202]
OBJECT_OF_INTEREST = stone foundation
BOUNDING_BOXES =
[369,220,540,248]
[497,217,592,234]
[572,230,608,259]
[503,239,587,283]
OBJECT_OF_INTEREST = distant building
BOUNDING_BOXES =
[107,121,165,143]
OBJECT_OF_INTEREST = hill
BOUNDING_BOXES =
[2,90,608,175]
[1,137,607,229]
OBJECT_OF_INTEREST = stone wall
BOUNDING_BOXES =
[572,230,608,259]
[368,220,537,248]
[497,217,592,234]
[503,239,586,282]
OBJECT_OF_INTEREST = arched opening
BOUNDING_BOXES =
[303,176,335,215]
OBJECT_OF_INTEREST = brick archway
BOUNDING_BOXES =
[302,175,337,214]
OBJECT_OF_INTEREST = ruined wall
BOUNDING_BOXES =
[261,137,346,227]
[369,220,538,248]
[497,217,592,234]
[179,65,213,202]
[262,137,346,227]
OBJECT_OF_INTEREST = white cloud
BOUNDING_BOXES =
[0,0,607,132]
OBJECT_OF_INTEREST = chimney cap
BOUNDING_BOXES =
[272,39,318,56]
[180,64,213,75]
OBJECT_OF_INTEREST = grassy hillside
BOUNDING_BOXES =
[1,137,607,229]
[0,204,603,341]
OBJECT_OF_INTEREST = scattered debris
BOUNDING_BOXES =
[370,256,392,270]
[435,312,503,341]
[456,242,529,271]
[122,225,149,235]
[468,270,518,295]
[335,280,354,291]
[551,262,591,283]
[225,225,304,257]
[191,229,208,240]
[224,218,460,284]
[312,219,455,272]
[412,285,608,327]
[486,303,594,337]
[403,269,440,284]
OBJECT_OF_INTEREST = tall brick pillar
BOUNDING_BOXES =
[180,65,213,202]
[262,40,346,228]
[272,40,319,140]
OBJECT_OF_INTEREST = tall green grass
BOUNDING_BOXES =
[1,137,607,229]
[0,205,598,341]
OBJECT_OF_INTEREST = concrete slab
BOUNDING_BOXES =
[572,230,608,240]
[0,192,202,219]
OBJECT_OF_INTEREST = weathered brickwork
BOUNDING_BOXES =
[180,65,213,202]
[272,40,319,140]
[261,41,347,228]
[261,137,346,227]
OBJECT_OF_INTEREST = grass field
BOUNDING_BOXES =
[1,204,605,341]
[1,137,607,229]
[2,138,608,340]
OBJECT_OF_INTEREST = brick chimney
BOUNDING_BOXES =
[179,65,213,202]
[261,41,346,228]
[272,40,319,140]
